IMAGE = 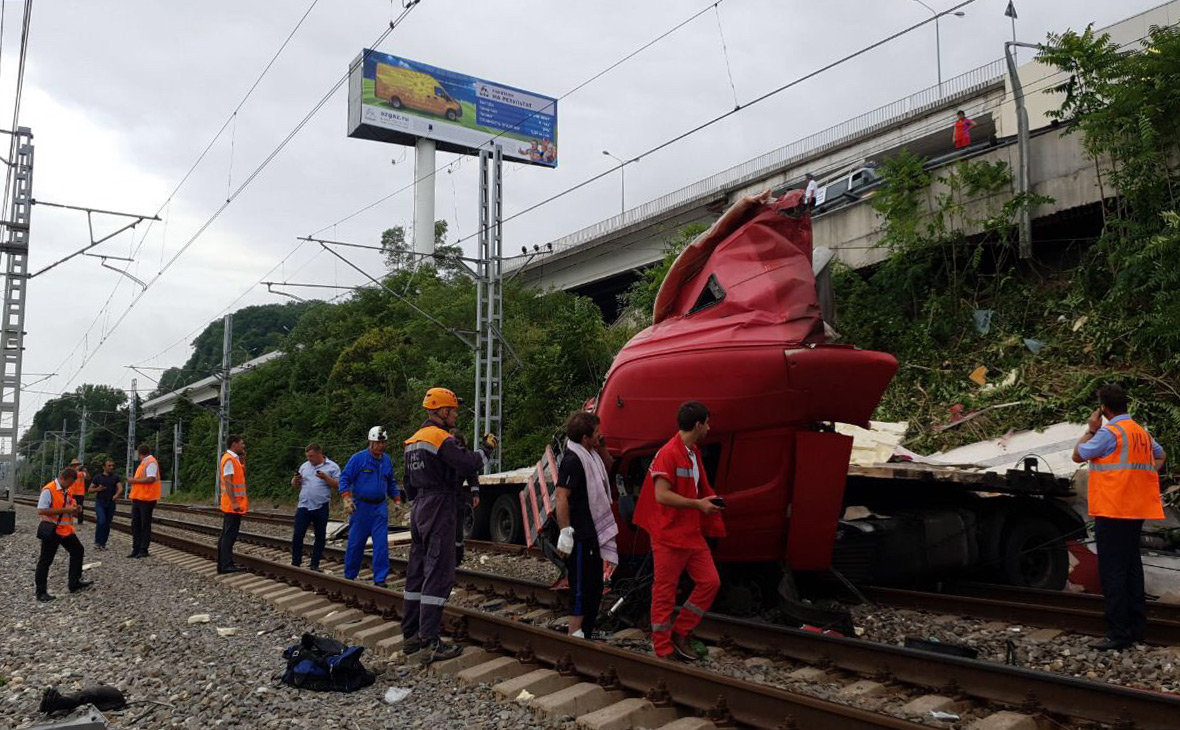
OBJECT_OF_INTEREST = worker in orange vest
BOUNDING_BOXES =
[125,443,162,558]
[1073,384,1167,650]
[632,401,726,661]
[67,459,89,525]
[217,435,249,574]
[35,467,92,601]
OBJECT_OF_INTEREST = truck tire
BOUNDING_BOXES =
[445,109,457,121]
[490,494,523,544]
[390,96,403,109]
[459,502,475,541]
[470,497,492,540]
[1000,517,1069,589]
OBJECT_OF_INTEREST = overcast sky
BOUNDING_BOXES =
[5,0,1167,430]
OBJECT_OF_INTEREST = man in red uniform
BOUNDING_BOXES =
[633,401,725,660]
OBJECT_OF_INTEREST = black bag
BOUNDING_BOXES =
[281,633,376,693]
[36,491,67,541]
[36,520,57,541]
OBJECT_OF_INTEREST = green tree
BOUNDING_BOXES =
[380,220,461,277]
[156,301,312,394]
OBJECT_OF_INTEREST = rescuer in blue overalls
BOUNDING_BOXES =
[339,426,400,588]
[402,387,496,663]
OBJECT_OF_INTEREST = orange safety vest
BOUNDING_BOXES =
[130,455,162,502]
[1088,418,1164,520]
[40,480,76,538]
[68,469,88,497]
[219,451,248,514]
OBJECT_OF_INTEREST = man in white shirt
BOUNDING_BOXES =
[803,173,819,209]
[290,443,340,571]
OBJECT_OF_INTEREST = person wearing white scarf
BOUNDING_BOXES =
[555,411,616,640]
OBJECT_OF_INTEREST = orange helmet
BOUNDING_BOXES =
[423,387,460,410]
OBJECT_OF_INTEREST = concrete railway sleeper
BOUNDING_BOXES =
[89,509,1180,729]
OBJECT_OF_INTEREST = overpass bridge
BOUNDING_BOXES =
[141,351,282,419]
[509,2,1175,318]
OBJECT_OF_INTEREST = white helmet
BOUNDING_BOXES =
[367,426,388,442]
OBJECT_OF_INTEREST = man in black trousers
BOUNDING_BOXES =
[36,467,92,601]
[1073,384,1167,650]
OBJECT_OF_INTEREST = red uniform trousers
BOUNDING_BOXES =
[650,543,721,657]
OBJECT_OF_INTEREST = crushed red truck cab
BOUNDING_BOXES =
[597,189,897,570]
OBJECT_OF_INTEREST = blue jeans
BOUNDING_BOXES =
[93,500,115,547]
[292,504,329,568]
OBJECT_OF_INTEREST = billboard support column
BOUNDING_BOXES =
[413,138,437,258]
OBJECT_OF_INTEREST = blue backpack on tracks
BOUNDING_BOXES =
[282,633,376,693]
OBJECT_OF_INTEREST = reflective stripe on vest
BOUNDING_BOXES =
[1088,418,1163,520]
[40,481,75,538]
[404,440,440,455]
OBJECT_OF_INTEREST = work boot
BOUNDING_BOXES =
[69,581,93,593]
[402,636,422,655]
[671,633,701,661]
[36,592,55,603]
[374,581,389,589]
[217,566,243,575]
[308,565,323,573]
[126,551,140,559]
[1090,637,1133,651]
[421,639,462,664]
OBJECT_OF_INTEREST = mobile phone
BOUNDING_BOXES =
[710,496,727,509]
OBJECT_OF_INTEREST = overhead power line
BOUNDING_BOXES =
[54,2,423,395]
[132,0,713,368]
[34,0,328,410]
[438,0,981,254]
[310,0,726,237]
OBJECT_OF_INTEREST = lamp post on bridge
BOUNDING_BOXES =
[602,150,626,216]
[911,0,966,97]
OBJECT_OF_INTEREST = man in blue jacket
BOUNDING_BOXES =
[339,426,400,588]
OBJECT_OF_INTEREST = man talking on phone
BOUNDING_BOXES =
[290,443,340,571]
[633,401,726,661]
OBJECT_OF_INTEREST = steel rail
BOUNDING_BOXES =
[95,505,1180,728]
[933,581,1180,623]
[865,586,1180,645]
[112,513,565,610]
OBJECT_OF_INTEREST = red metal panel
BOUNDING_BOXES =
[527,463,544,545]
[521,475,536,546]
[786,431,854,570]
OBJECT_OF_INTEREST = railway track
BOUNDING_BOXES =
[25,499,1174,729]
[53,498,1180,642]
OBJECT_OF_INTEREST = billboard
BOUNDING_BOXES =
[348,50,558,168]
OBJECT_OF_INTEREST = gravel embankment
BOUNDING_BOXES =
[0,509,554,730]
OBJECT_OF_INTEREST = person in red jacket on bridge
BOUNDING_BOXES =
[633,401,726,661]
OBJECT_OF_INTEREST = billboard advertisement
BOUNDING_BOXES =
[347,49,558,168]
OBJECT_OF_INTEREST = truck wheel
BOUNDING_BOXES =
[470,497,492,540]
[445,109,457,121]
[1000,517,1069,589]
[460,502,476,540]
[390,96,403,109]
[490,494,523,544]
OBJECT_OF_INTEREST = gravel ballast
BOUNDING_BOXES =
[0,509,553,730]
